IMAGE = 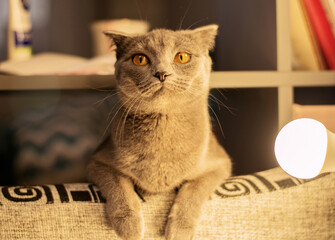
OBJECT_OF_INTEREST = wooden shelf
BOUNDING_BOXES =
[211,71,335,88]
[0,71,334,91]
[0,75,116,91]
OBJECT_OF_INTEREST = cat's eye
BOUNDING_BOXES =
[133,54,149,66]
[174,52,191,64]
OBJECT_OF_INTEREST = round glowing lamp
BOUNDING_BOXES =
[275,118,335,179]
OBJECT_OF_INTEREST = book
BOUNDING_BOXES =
[320,0,335,37]
[291,0,327,70]
[303,0,335,69]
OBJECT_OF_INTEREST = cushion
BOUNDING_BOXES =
[9,91,114,184]
[0,167,334,239]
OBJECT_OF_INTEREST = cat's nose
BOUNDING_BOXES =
[154,71,170,82]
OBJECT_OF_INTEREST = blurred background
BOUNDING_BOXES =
[0,0,334,185]
[0,0,277,69]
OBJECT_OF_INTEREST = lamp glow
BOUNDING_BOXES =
[275,118,335,179]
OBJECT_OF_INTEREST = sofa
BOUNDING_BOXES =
[0,167,334,240]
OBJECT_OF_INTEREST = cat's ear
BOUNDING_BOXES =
[103,31,132,57]
[192,24,218,51]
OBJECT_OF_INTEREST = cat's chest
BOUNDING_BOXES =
[113,113,207,192]
[119,113,191,145]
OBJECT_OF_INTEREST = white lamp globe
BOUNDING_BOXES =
[275,118,335,179]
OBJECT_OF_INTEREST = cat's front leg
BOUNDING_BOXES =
[87,161,144,240]
[165,166,228,240]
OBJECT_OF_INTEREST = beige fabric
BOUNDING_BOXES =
[0,167,334,239]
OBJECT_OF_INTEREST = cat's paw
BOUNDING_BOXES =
[107,208,144,240]
[165,217,195,240]
[112,213,144,240]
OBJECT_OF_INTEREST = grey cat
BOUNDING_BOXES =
[87,24,232,240]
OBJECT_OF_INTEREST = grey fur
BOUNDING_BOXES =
[87,25,232,240]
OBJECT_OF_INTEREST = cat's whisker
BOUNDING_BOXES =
[89,85,115,92]
[128,97,143,137]
[216,89,228,101]
[186,17,209,30]
[166,82,201,105]
[117,96,142,146]
[168,79,189,88]
[170,81,200,96]
[209,92,236,115]
[208,104,225,139]
[209,97,222,113]
[116,99,134,145]
[122,97,141,145]
[174,79,205,93]
[141,82,161,95]
[93,90,119,106]
[132,98,144,136]
[166,82,187,92]
[209,94,223,110]
[103,97,134,144]
[137,80,152,89]
[175,78,191,84]
[139,83,153,94]
[135,0,143,22]
[174,84,214,114]
[178,0,193,30]
[97,96,121,143]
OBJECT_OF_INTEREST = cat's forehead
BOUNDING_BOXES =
[130,29,195,53]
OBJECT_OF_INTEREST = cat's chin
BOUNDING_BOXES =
[119,83,199,113]
[143,84,202,108]
[138,83,168,99]
[150,85,167,98]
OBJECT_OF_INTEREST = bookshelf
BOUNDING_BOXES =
[1,71,334,90]
[275,0,334,128]
[0,0,334,178]
[1,70,334,128]
[0,0,334,130]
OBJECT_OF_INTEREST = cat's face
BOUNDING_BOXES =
[105,25,218,112]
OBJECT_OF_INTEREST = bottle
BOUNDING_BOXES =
[8,0,32,61]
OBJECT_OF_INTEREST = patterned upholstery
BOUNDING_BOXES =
[0,167,334,239]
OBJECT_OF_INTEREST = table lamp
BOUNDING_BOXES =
[275,118,335,179]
